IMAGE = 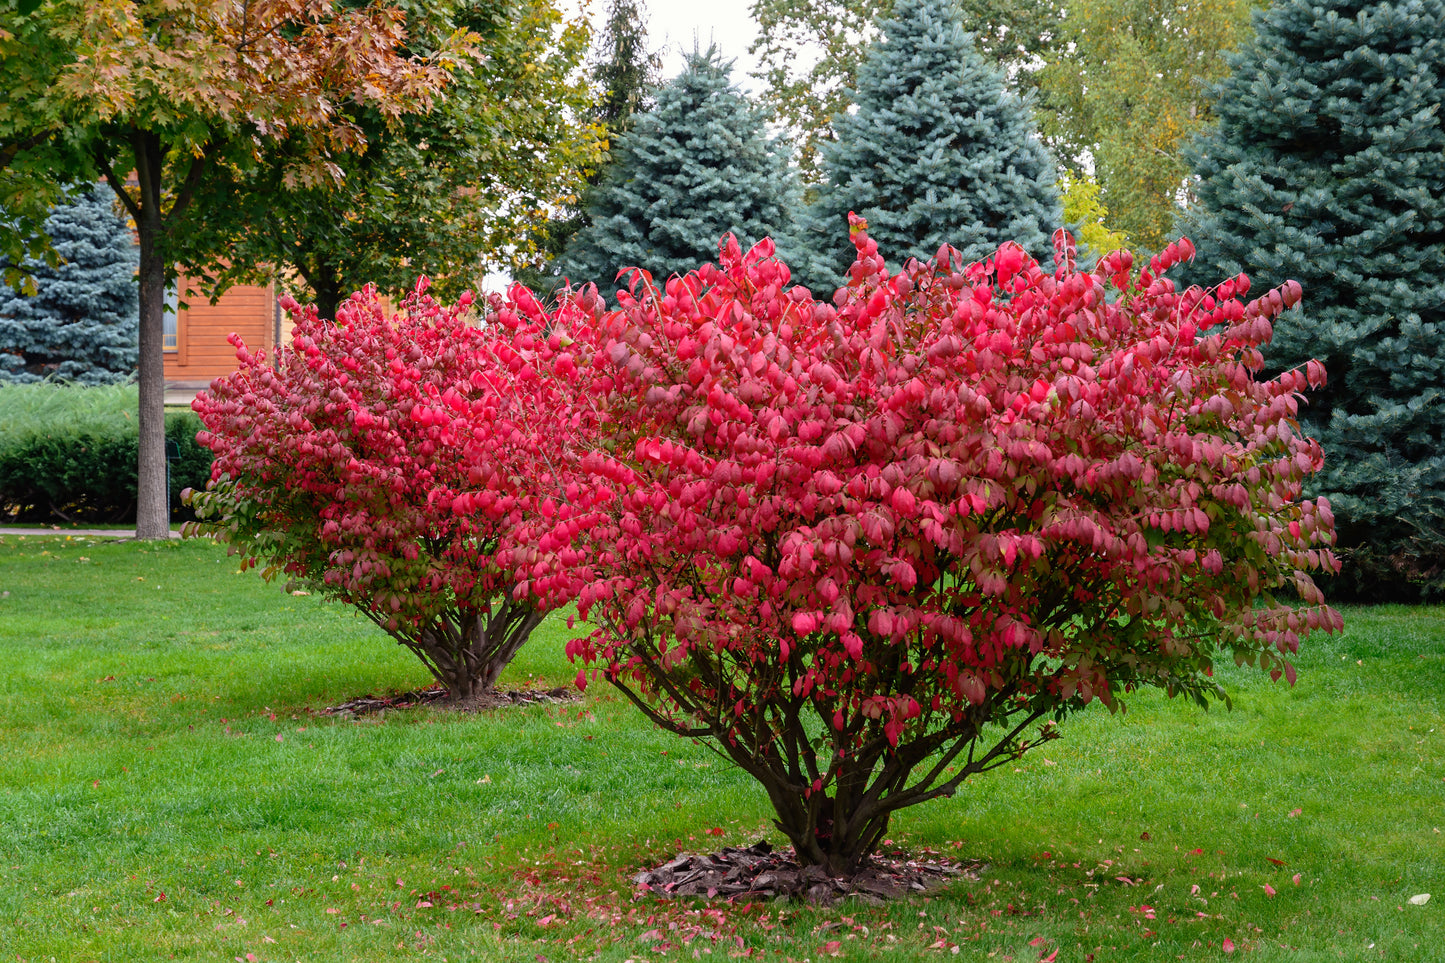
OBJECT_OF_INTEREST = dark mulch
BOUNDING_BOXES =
[323,684,577,716]
[634,840,981,906]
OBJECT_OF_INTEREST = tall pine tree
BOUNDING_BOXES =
[788,0,1062,293]
[591,0,662,138]
[516,0,662,293]
[557,48,798,291]
[1181,0,1445,599]
[0,185,138,385]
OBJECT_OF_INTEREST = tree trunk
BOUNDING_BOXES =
[132,130,171,540]
[310,275,344,322]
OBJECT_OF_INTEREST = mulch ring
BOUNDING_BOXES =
[634,840,983,906]
[323,684,577,717]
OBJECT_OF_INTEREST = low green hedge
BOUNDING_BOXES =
[0,383,213,523]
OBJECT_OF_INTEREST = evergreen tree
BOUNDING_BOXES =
[557,48,799,291]
[789,0,1062,293]
[0,185,138,385]
[591,0,662,138]
[1180,0,1445,599]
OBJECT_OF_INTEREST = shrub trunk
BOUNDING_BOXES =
[405,598,545,702]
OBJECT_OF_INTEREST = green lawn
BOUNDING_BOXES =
[0,535,1440,961]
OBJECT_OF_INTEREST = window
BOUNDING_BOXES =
[163,282,179,352]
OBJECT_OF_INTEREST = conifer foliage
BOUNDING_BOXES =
[0,185,138,385]
[1181,0,1445,598]
[789,0,1061,294]
[557,48,797,291]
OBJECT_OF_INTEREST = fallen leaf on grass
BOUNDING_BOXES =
[1288,808,1302,817]
[1263,884,1276,897]
[1292,874,1301,886]
[1223,937,1236,953]
[1409,894,1430,905]
[1265,857,1286,867]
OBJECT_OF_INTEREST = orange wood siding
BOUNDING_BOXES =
[164,278,276,382]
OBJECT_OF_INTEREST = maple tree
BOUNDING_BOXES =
[169,0,601,320]
[0,0,455,538]
[563,222,1342,874]
[188,281,604,701]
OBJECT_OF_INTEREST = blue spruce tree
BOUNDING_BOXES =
[0,185,139,384]
[558,48,798,290]
[1180,0,1445,599]
[788,0,1062,293]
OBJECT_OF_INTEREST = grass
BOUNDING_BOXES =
[0,534,1440,962]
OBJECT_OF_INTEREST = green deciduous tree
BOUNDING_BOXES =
[557,48,798,291]
[1059,172,1127,262]
[1037,0,1254,251]
[1180,0,1445,599]
[749,0,1063,181]
[171,0,602,320]
[788,0,1061,294]
[0,184,138,384]
[0,0,453,537]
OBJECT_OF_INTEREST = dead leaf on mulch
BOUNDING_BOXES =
[634,839,981,906]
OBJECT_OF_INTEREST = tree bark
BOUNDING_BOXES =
[131,129,171,540]
[310,274,344,322]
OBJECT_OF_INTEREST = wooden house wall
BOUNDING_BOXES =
[163,277,277,383]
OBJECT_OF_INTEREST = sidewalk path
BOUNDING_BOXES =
[0,528,184,539]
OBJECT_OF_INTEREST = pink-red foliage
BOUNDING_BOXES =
[563,219,1341,872]
[188,280,604,701]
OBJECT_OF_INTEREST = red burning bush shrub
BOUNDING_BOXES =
[564,218,1341,873]
[188,280,605,701]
